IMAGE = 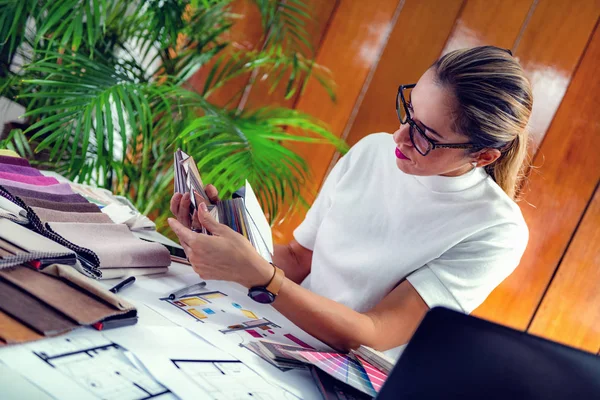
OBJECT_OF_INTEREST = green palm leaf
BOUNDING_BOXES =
[252,0,312,54]
[0,0,37,61]
[20,51,172,184]
[177,101,347,221]
[203,46,336,101]
[3,0,345,239]
[33,0,112,53]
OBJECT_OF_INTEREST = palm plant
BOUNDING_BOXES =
[0,0,346,236]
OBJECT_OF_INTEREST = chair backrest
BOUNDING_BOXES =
[377,307,600,400]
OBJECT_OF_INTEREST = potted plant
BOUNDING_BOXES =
[0,0,347,236]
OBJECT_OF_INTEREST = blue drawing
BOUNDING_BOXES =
[203,308,216,315]
[232,303,242,309]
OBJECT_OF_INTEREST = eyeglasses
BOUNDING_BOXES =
[396,84,478,156]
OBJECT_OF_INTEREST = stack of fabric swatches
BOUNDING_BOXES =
[0,263,137,346]
[0,150,170,279]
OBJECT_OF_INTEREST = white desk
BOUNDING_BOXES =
[0,262,323,399]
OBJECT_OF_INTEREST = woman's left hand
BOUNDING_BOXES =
[168,203,274,289]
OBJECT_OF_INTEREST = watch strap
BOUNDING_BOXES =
[265,263,285,296]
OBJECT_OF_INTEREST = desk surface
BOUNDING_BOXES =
[0,262,323,400]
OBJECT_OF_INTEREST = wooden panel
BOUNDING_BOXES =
[441,0,534,54]
[473,22,600,330]
[514,0,600,152]
[187,0,264,108]
[271,0,402,243]
[242,0,338,109]
[344,0,464,148]
[528,185,600,353]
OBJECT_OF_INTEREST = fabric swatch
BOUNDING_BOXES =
[0,164,43,176]
[99,267,169,280]
[0,279,78,336]
[32,207,113,224]
[48,222,171,269]
[0,155,30,167]
[0,149,21,158]
[18,197,101,212]
[0,195,28,224]
[0,187,101,277]
[0,237,26,254]
[0,310,43,344]
[4,186,89,203]
[42,264,136,311]
[0,266,127,325]
[0,218,77,269]
[0,179,74,195]
[0,172,59,186]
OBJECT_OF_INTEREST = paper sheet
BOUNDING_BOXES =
[0,329,177,400]
[0,361,54,400]
[118,271,326,399]
[244,180,274,255]
[104,325,233,400]
[0,338,98,400]
[175,359,298,399]
[104,324,300,399]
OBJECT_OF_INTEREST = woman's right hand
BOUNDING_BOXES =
[170,184,220,229]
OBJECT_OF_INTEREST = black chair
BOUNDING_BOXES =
[377,307,600,400]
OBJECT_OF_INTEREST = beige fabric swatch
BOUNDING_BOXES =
[42,264,135,311]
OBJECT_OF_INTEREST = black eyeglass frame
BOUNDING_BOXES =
[396,84,478,156]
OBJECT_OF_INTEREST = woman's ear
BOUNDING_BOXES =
[473,148,501,168]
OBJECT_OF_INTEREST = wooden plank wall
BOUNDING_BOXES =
[474,9,600,331]
[189,0,600,352]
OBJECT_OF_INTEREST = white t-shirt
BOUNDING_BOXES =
[293,133,528,358]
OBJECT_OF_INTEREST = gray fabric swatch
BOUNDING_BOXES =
[18,197,101,213]
[33,207,113,224]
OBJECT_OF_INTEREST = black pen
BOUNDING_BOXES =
[109,276,136,294]
[168,281,206,300]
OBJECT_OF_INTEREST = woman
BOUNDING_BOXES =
[169,46,532,359]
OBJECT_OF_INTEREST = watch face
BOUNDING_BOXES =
[248,288,275,304]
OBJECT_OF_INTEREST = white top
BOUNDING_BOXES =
[294,133,528,358]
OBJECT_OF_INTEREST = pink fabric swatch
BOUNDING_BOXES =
[0,164,43,176]
[0,179,74,195]
[0,172,60,186]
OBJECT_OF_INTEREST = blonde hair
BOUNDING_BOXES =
[433,46,533,200]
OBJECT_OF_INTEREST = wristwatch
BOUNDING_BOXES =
[247,263,285,304]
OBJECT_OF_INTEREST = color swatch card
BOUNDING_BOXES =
[174,149,273,261]
[162,288,316,353]
[282,349,389,397]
